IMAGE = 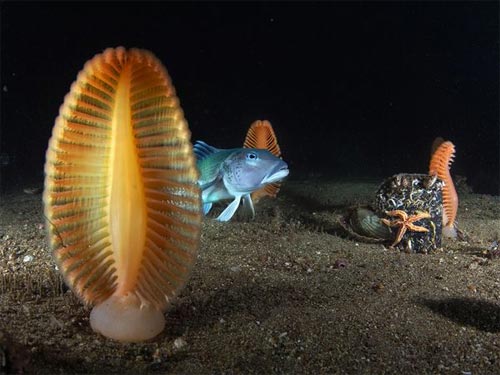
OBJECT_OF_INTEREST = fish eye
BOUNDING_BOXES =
[246,152,258,160]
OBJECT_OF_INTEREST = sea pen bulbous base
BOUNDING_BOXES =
[443,225,457,239]
[90,293,165,342]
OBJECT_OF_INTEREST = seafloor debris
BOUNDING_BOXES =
[484,240,500,259]
[22,187,43,195]
[0,330,31,373]
[333,259,349,269]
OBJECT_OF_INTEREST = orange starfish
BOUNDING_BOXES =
[381,210,431,247]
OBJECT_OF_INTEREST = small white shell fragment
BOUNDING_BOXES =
[230,265,241,273]
[173,337,187,350]
[23,255,33,263]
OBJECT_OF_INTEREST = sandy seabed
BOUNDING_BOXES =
[0,177,500,374]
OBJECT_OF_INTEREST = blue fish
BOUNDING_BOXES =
[194,141,289,222]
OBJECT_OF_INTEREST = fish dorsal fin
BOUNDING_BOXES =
[193,140,219,161]
[194,141,236,186]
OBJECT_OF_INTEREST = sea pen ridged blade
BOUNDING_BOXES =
[429,141,458,227]
[128,49,201,309]
[43,47,201,310]
[44,48,117,305]
[252,182,282,202]
[243,120,281,156]
[243,120,282,203]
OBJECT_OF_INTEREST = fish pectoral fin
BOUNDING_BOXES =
[201,181,218,196]
[240,194,255,220]
[216,196,241,222]
[203,203,213,215]
[201,178,225,200]
[198,164,223,189]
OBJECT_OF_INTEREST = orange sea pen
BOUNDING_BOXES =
[430,136,445,156]
[429,139,458,238]
[43,47,202,342]
[243,120,282,203]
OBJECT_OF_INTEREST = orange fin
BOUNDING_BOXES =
[43,47,201,310]
[429,140,458,236]
[243,120,282,203]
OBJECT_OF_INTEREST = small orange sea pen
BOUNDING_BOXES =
[430,136,445,155]
[43,47,202,342]
[429,139,458,238]
[243,120,282,203]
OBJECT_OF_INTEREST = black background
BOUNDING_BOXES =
[1,2,499,194]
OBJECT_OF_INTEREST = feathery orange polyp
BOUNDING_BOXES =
[428,139,458,238]
[243,120,282,203]
[43,47,202,342]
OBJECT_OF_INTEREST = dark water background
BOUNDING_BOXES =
[1,2,499,194]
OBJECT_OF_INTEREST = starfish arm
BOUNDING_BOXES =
[408,215,431,225]
[406,224,429,232]
[381,218,393,226]
[415,211,431,219]
[392,227,407,246]
[385,210,408,220]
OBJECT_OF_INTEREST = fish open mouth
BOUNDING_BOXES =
[262,164,289,184]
